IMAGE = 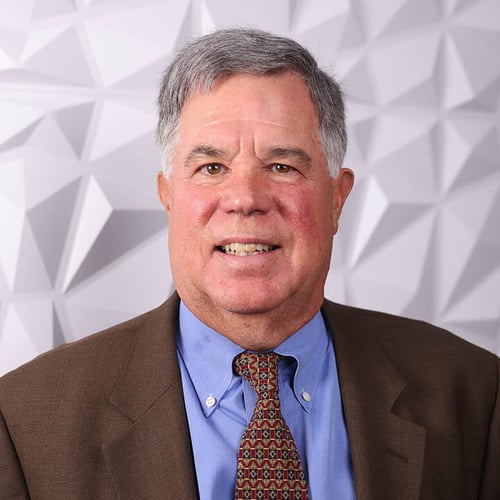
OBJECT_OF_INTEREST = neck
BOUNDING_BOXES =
[181,296,323,351]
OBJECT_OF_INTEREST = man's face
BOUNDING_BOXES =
[158,72,353,346]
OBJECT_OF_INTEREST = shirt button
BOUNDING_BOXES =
[302,391,312,402]
[205,395,217,408]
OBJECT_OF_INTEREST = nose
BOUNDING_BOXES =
[219,167,272,216]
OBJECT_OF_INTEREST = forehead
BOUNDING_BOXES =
[175,72,321,148]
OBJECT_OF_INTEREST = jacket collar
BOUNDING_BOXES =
[322,300,426,500]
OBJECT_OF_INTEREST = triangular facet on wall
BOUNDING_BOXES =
[54,103,95,158]
[24,27,95,85]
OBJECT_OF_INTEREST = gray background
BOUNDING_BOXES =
[1,0,499,375]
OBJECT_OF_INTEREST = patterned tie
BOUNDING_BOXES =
[233,351,309,500]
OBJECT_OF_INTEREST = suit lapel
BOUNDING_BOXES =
[322,301,426,500]
[102,294,199,499]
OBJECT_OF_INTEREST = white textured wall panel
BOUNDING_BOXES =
[1,0,499,375]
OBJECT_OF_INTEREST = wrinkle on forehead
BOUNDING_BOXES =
[180,73,320,132]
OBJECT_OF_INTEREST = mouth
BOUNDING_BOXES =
[216,242,278,256]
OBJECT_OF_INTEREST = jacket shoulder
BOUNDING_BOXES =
[0,301,170,402]
[322,299,499,378]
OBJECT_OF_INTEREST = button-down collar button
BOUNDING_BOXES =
[301,391,312,402]
[205,395,217,407]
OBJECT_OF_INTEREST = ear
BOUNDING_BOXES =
[331,167,354,234]
[157,171,172,214]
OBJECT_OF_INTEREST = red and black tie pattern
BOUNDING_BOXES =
[233,351,308,500]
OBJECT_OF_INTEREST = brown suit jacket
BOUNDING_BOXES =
[0,294,499,499]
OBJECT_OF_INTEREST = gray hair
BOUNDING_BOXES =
[156,28,347,177]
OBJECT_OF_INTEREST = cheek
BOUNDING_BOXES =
[167,191,216,266]
[281,186,335,241]
[171,186,217,228]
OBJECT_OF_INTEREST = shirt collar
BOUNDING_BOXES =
[177,301,332,416]
[273,311,331,413]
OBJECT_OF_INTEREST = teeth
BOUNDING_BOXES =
[221,242,274,256]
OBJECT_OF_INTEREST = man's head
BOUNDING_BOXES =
[157,29,354,350]
[156,28,347,178]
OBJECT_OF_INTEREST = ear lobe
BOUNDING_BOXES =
[157,172,172,213]
[332,167,354,233]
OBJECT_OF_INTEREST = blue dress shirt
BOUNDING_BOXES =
[177,302,356,500]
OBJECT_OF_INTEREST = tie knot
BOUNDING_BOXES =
[234,351,280,399]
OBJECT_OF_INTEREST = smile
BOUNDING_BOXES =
[217,242,277,256]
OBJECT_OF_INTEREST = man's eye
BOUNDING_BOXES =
[201,164,223,175]
[273,163,293,173]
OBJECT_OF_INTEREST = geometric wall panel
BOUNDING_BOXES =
[1,0,499,375]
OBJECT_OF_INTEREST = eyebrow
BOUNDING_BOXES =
[262,146,313,167]
[183,144,313,168]
[184,145,226,167]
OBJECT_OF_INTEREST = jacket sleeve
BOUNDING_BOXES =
[0,410,30,500]
[479,357,500,500]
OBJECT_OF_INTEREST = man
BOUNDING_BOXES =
[0,28,498,500]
